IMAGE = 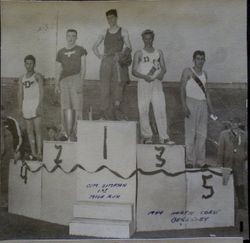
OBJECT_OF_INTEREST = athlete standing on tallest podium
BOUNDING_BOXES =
[92,9,132,120]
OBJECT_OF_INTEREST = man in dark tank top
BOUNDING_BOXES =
[93,9,132,120]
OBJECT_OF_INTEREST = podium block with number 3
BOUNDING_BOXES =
[137,144,186,231]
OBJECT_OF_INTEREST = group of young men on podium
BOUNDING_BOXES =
[1,8,247,210]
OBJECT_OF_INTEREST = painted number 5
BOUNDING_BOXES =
[202,174,214,199]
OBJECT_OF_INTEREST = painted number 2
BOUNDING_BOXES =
[202,174,214,199]
[54,144,63,165]
[154,146,166,167]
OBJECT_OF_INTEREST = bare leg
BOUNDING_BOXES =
[34,117,42,160]
[25,119,37,157]
[61,108,65,133]
[76,109,82,121]
[73,109,82,140]
[63,109,75,140]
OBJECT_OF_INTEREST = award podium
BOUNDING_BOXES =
[8,120,234,238]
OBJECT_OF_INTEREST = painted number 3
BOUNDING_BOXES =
[154,146,166,167]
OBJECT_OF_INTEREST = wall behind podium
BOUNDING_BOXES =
[1,0,247,82]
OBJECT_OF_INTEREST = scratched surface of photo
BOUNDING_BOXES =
[0,0,248,241]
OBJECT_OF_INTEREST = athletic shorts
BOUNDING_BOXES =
[22,98,39,119]
[60,74,83,111]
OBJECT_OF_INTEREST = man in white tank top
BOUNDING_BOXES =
[180,50,216,168]
[18,55,44,160]
[132,29,174,145]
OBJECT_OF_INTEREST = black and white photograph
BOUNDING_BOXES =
[0,0,248,242]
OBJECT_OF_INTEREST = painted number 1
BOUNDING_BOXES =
[103,126,107,160]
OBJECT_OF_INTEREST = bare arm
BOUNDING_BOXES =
[92,32,105,59]
[55,62,62,94]
[156,50,166,81]
[35,73,44,115]
[17,76,23,113]
[80,55,86,81]
[122,29,132,50]
[204,71,215,114]
[180,68,191,118]
[36,73,44,106]
[132,51,153,82]
[206,90,214,114]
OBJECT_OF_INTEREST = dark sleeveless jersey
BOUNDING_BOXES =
[104,27,124,55]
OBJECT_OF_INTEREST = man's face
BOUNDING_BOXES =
[193,54,205,69]
[106,14,117,27]
[142,33,154,48]
[48,129,56,140]
[66,31,77,46]
[24,59,35,73]
[231,121,240,130]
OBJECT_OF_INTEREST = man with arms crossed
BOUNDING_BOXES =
[92,9,132,120]
[55,29,87,141]
[180,50,216,168]
[132,29,174,145]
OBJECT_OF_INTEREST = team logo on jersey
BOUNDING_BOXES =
[23,80,34,88]
[64,50,76,58]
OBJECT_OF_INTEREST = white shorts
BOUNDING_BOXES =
[22,98,39,119]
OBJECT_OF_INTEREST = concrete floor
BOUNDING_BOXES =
[0,193,249,241]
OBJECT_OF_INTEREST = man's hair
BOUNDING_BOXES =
[47,126,58,132]
[193,50,205,59]
[106,9,118,17]
[24,55,36,64]
[230,117,241,124]
[67,29,77,36]
[141,29,155,39]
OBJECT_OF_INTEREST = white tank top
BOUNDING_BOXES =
[186,68,206,100]
[22,73,39,101]
[137,49,161,80]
